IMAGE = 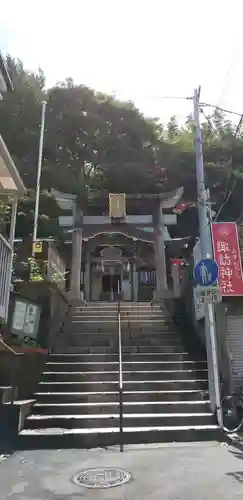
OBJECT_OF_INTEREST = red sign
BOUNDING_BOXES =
[212,222,243,296]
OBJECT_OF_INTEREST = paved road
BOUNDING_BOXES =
[1,441,243,499]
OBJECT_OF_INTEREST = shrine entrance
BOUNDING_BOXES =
[102,273,121,294]
[90,256,131,301]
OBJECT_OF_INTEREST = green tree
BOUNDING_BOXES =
[167,115,179,140]
[2,54,243,244]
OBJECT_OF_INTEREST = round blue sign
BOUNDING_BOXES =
[194,258,218,287]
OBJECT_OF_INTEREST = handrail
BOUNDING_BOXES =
[117,286,124,452]
[0,231,13,252]
[0,336,23,404]
[0,336,22,355]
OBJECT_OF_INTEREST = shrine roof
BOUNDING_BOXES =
[87,186,182,202]
[85,187,183,212]
[51,187,183,214]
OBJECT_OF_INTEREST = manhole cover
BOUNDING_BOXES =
[73,467,132,489]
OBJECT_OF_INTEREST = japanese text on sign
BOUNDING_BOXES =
[195,286,221,305]
[212,222,243,296]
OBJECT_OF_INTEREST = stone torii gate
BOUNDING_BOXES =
[53,187,183,301]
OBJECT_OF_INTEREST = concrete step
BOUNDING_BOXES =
[46,360,207,372]
[70,336,182,348]
[138,346,185,353]
[75,303,162,309]
[41,369,208,383]
[0,386,13,404]
[76,308,164,312]
[0,398,35,439]
[19,299,217,449]
[72,319,170,325]
[70,327,176,335]
[37,379,208,392]
[25,412,216,430]
[70,326,174,333]
[72,313,168,318]
[69,331,178,338]
[34,389,209,404]
[70,328,178,336]
[63,345,190,354]
[124,330,177,337]
[49,352,197,363]
[17,424,221,449]
[32,400,211,415]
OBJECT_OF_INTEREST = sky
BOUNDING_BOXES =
[1,0,243,125]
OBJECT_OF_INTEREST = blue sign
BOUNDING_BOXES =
[194,258,219,287]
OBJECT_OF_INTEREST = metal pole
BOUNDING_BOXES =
[9,196,18,247]
[117,278,124,452]
[193,87,223,427]
[5,196,18,322]
[32,100,47,257]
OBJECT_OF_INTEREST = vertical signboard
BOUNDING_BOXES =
[109,193,126,219]
[212,222,243,296]
[11,299,41,338]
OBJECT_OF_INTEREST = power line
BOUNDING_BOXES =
[200,102,243,117]
[200,109,218,136]
[134,95,192,101]
[114,87,243,118]
[113,92,192,101]
[197,100,243,223]
[215,27,243,108]
[119,92,243,118]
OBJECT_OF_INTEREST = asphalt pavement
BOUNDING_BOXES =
[1,440,243,499]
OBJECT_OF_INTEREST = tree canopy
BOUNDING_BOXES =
[1,55,243,242]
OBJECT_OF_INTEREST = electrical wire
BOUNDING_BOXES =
[200,102,243,117]
[215,26,243,110]
[200,109,218,137]
[214,178,236,222]
[112,92,192,101]
[202,108,243,222]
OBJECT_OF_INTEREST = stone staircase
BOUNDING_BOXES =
[18,301,221,448]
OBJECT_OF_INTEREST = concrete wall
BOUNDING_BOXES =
[180,266,206,347]
[180,266,233,394]
[164,297,206,359]
[214,301,232,394]
[0,350,47,400]
[48,288,70,352]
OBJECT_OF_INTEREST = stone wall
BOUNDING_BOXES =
[180,266,233,393]
[0,350,47,400]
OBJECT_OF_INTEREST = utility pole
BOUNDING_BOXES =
[193,87,223,427]
[32,100,47,257]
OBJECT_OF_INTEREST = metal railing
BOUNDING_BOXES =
[0,337,20,356]
[117,288,124,452]
[0,233,12,321]
[0,337,23,404]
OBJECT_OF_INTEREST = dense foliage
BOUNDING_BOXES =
[1,56,243,241]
